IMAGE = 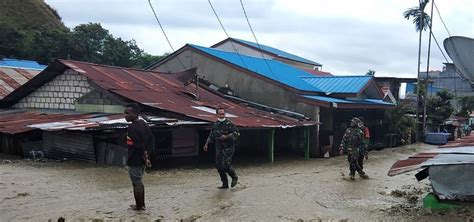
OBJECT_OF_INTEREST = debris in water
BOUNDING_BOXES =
[391,189,406,197]
[17,192,29,197]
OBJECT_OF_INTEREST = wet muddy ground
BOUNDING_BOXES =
[1,143,473,221]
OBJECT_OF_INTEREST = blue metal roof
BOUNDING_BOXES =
[231,38,322,66]
[190,44,320,92]
[0,58,47,70]
[302,95,394,106]
[301,76,372,94]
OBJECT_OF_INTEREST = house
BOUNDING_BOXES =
[0,58,46,101]
[212,37,323,71]
[420,63,474,97]
[149,43,394,156]
[0,59,316,165]
[374,77,417,101]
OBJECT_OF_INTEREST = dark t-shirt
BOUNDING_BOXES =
[126,119,154,166]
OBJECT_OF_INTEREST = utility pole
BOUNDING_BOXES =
[423,0,435,136]
[415,3,425,142]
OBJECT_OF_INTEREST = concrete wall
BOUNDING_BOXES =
[13,69,92,110]
[274,57,318,70]
[75,90,123,113]
[421,64,473,96]
[216,41,273,59]
[154,49,320,121]
[215,41,318,70]
[320,108,334,131]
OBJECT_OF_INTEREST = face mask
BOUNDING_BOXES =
[218,118,226,122]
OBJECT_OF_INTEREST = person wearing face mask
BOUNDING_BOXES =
[203,107,240,189]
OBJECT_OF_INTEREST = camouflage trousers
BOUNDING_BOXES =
[215,148,237,185]
[347,153,365,176]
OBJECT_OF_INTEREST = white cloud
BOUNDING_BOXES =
[45,0,474,77]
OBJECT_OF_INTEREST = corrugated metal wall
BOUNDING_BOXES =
[43,131,96,162]
[172,127,197,157]
[96,142,127,166]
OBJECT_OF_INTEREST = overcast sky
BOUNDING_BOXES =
[44,0,473,77]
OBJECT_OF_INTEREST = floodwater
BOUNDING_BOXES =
[1,143,473,221]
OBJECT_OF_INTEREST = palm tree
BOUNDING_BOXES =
[403,0,431,141]
[403,0,431,31]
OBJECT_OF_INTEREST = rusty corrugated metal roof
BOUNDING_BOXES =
[57,59,316,128]
[28,115,208,131]
[0,109,116,134]
[388,135,474,177]
[0,67,41,99]
[0,109,209,134]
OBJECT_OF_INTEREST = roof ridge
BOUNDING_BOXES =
[227,38,321,66]
[190,44,274,60]
[301,75,371,79]
[188,44,322,92]
[2,58,40,63]
[58,59,165,74]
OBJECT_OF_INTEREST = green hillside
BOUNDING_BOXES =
[0,1,164,68]
[0,0,66,32]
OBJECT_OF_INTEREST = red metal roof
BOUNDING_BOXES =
[440,133,474,148]
[0,67,41,99]
[388,135,474,176]
[56,60,316,128]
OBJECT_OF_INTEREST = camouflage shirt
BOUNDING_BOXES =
[340,126,364,155]
[206,119,239,151]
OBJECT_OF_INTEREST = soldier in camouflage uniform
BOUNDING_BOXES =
[339,117,369,180]
[204,107,239,189]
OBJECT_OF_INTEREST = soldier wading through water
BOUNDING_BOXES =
[203,107,240,189]
[339,117,369,180]
[124,103,153,210]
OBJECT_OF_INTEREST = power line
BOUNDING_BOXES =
[433,2,467,97]
[433,1,452,37]
[430,32,450,63]
[147,0,186,69]
[239,0,278,80]
[207,0,250,70]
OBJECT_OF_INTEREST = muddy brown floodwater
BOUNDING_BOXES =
[1,143,473,221]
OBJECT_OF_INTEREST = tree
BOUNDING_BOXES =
[426,90,454,129]
[366,70,376,76]
[25,29,71,64]
[403,0,431,32]
[133,52,169,69]
[0,21,26,58]
[385,101,415,134]
[1,1,166,68]
[385,101,416,145]
[403,0,431,141]
[457,96,474,117]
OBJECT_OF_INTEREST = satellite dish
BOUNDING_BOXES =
[443,36,474,83]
